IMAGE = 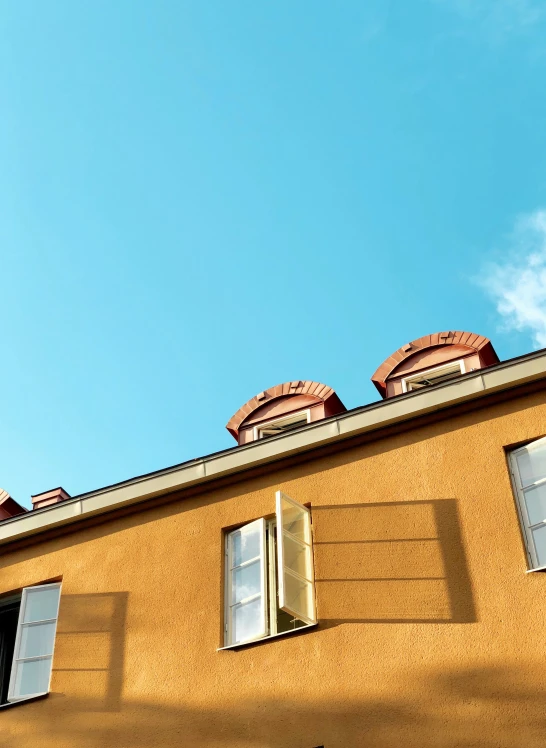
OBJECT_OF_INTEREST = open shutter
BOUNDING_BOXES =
[512,436,546,568]
[226,518,268,645]
[276,491,316,625]
[8,582,61,702]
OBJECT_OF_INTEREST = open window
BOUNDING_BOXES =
[224,492,316,647]
[0,582,61,705]
[255,411,310,440]
[509,436,546,571]
[401,360,466,392]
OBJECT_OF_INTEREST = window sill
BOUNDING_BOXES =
[0,693,49,710]
[218,622,318,651]
[526,565,546,573]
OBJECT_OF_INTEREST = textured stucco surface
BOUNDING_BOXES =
[1,390,546,747]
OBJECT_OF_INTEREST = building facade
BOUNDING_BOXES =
[0,331,545,747]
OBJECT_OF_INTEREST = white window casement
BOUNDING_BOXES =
[401,360,466,393]
[0,582,62,705]
[254,410,310,440]
[509,436,546,571]
[223,491,316,648]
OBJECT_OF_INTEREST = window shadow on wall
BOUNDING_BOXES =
[6,664,546,748]
[312,499,476,625]
[52,592,128,711]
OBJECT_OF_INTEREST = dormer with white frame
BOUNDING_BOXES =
[371,331,499,400]
[226,381,346,445]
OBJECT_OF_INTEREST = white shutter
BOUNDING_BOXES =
[512,436,546,568]
[8,582,62,702]
[226,518,268,645]
[276,491,316,625]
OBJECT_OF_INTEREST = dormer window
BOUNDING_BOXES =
[371,331,499,399]
[226,381,346,445]
[402,360,466,393]
[255,411,310,440]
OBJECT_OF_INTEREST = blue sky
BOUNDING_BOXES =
[1,0,546,506]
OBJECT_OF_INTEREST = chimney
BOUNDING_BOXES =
[31,487,71,511]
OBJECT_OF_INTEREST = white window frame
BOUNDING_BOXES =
[276,491,316,626]
[222,492,316,649]
[401,360,466,393]
[7,582,62,703]
[224,519,268,647]
[254,410,311,441]
[508,436,546,571]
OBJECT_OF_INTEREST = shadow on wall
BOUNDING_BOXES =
[4,665,546,748]
[53,592,128,712]
[312,499,476,625]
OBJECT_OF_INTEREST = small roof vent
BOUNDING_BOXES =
[226,381,346,445]
[371,331,499,399]
[31,487,71,511]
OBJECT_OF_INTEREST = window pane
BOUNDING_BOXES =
[232,560,261,604]
[232,598,262,644]
[283,532,312,580]
[19,623,56,659]
[532,525,546,567]
[283,572,314,622]
[232,527,260,567]
[517,443,546,487]
[23,588,60,623]
[13,657,52,698]
[281,496,309,543]
[276,607,307,634]
[523,484,546,526]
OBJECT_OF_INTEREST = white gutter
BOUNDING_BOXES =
[1,350,545,547]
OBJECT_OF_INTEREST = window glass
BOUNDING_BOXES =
[282,573,314,623]
[531,525,546,567]
[232,528,260,567]
[8,583,61,702]
[19,623,56,659]
[280,495,309,543]
[232,562,261,604]
[517,442,546,487]
[523,483,546,526]
[23,587,60,623]
[13,658,52,699]
[283,534,312,580]
[232,599,263,644]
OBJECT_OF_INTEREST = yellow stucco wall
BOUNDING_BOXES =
[1,390,546,748]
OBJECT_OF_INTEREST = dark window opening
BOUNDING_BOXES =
[258,413,309,439]
[0,597,21,705]
[405,362,464,391]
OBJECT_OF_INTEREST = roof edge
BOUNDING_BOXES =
[0,347,545,548]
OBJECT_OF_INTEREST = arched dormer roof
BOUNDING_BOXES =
[226,381,346,443]
[371,331,499,399]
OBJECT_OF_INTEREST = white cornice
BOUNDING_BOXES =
[1,350,546,547]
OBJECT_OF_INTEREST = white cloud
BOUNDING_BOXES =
[480,209,546,348]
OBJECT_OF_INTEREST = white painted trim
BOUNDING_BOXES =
[8,583,62,703]
[224,519,267,647]
[217,622,317,651]
[401,360,466,393]
[0,351,545,547]
[253,410,311,441]
[508,440,546,570]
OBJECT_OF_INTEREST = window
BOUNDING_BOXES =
[402,360,466,392]
[224,491,316,647]
[509,436,546,570]
[0,583,61,705]
[255,411,310,440]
